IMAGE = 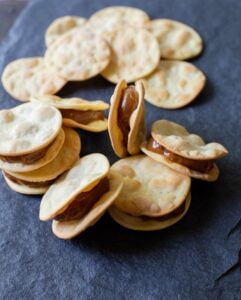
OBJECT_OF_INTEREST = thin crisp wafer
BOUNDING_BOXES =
[87,6,150,36]
[52,170,123,239]
[146,19,203,60]
[45,16,86,47]
[101,26,160,83]
[109,193,191,231]
[111,155,191,217]
[45,28,111,81]
[1,57,66,102]
[0,102,62,155]
[142,60,206,109]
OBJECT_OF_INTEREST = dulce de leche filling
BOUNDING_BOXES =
[146,137,214,173]
[4,171,55,188]
[55,177,110,222]
[0,138,56,165]
[61,109,105,125]
[118,86,139,147]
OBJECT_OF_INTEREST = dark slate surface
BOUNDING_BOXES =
[0,0,241,299]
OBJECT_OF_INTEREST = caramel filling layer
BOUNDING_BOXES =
[118,86,138,147]
[4,172,55,188]
[61,109,105,125]
[0,139,56,165]
[139,199,186,222]
[55,177,110,222]
[146,137,214,173]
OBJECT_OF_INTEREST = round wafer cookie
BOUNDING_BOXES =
[142,60,206,109]
[141,143,220,182]
[6,127,80,182]
[39,153,110,221]
[31,95,109,132]
[0,129,65,172]
[87,6,150,36]
[45,28,111,81]
[146,19,203,60]
[45,16,87,47]
[108,193,191,231]
[3,172,49,195]
[101,26,160,84]
[0,103,62,156]
[111,155,191,217]
[52,170,123,239]
[108,80,146,157]
[31,95,109,110]
[1,57,66,102]
[151,120,228,160]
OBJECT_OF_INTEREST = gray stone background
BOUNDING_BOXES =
[0,0,240,299]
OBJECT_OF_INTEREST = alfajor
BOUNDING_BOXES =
[3,127,80,195]
[141,120,228,181]
[39,153,123,239]
[109,155,191,231]
[31,95,109,132]
[108,80,146,158]
[0,103,64,172]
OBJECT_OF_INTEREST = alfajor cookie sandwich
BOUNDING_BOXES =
[141,120,228,181]
[3,127,81,195]
[0,103,64,172]
[108,80,146,158]
[31,95,109,132]
[109,155,191,231]
[39,153,123,239]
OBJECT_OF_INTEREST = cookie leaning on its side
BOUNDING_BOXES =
[39,153,123,239]
[108,80,146,158]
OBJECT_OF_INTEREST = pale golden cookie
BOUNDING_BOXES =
[146,19,203,60]
[111,155,191,217]
[141,120,228,181]
[109,193,191,231]
[31,95,109,132]
[0,103,62,156]
[2,127,80,194]
[45,28,111,81]
[52,170,123,239]
[6,127,80,182]
[101,26,160,83]
[39,153,110,221]
[108,80,146,157]
[142,60,206,109]
[87,6,150,36]
[1,57,66,102]
[0,129,65,172]
[45,16,86,47]
[151,120,228,160]
[141,143,220,182]
[3,172,49,195]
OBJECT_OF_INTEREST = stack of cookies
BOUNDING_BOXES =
[0,103,81,194]
[0,6,229,239]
